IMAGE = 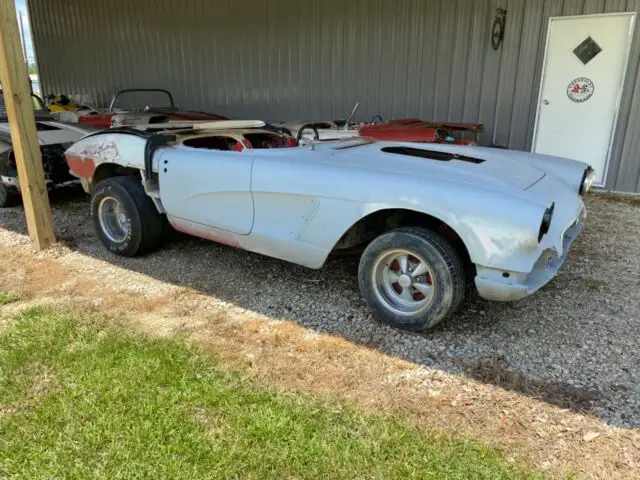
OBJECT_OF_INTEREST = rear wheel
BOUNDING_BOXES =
[90,176,164,256]
[358,228,467,331]
[0,183,20,208]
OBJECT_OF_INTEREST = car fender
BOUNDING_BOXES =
[64,132,148,188]
[285,171,550,273]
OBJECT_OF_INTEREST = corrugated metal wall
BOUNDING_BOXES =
[28,0,640,192]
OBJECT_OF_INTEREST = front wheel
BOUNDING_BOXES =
[358,228,467,331]
[90,176,165,257]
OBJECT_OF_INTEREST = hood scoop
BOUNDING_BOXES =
[381,146,485,164]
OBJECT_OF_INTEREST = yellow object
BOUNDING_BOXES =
[47,103,77,112]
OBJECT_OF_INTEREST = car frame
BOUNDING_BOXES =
[51,88,229,129]
[278,102,485,145]
[63,120,596,331]
[0,90,95,207]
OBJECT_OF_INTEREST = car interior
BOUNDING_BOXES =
[182,132,293,151]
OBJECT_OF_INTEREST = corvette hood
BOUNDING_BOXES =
[323,142,549,192]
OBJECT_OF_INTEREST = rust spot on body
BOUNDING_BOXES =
[65,154,96,179]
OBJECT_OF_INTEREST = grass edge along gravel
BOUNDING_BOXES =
[0,307,541,479]
[0,293,18,305]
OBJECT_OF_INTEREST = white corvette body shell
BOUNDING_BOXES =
[65,130,591,302]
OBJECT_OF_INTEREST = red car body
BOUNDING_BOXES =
[65,89,228,129]
[359,119,483,145]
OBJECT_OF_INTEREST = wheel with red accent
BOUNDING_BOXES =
[358,228,467,331]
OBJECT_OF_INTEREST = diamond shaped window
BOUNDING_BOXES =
[573,37,602,65]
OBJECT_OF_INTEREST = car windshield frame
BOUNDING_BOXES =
[108,89,176,113]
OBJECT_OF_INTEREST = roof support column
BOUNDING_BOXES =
[0,0,55,250]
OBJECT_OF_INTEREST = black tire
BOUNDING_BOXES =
[358,228,467,331]
[90,176,165,257]
[0,183,20,208]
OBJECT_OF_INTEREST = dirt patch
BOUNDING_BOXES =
[0,245,638,478]
[591,191,640,205]
[3,192,640,479]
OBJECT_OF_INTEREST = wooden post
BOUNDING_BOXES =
[0,0,55,250]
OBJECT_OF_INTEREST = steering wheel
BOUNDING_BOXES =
[370,115,384,124]
[296,123,320,143]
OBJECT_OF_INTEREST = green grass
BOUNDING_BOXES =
[0,294,18,305]
[0,308,537,479]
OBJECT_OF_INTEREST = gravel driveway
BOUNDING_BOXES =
[1,190,639,429]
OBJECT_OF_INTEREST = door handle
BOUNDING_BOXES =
[542,99,550,105]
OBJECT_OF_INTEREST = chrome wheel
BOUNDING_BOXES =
[97,196,130,243]
[372,249,435,316]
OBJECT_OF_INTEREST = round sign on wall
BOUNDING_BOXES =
[567,77,595,103]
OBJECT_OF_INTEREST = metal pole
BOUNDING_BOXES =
[18,10,27,65]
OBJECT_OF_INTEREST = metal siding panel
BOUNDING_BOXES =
[603,0,639,190]
[509,0,545,149]
[377,0,395,118]
[417,0,441,119]
[604,0,629,9]
[616,69,640,192]
[584,0,607,13]
[433,0,455,120]
[608,2,640,191]
[26,0,640,192]
[463,1,491,122]
[448,0,473,121]
[403,0,427,120]
[305,0,321,120]
[493,0,527,148]
[35,0,53,94]
[388,1,404,117]
[564,0,587,15]
[479,0,504,145]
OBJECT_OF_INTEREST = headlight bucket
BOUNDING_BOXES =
[579,167,596,195]
[538,203,555,242]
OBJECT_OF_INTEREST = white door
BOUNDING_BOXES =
[533,13,636,185]
[158,145,254,235]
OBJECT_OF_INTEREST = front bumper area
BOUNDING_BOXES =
[475,217,583,302]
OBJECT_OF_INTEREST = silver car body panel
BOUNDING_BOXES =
[65,131,590,302]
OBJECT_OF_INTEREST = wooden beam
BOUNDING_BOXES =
[0,0,55,250]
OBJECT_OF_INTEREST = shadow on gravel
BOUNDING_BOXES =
[1,189,636,428]
[460,355,598,413]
